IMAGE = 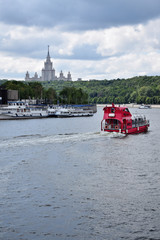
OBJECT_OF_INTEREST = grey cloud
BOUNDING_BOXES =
[62,44,103,60]
[0,0,160,30]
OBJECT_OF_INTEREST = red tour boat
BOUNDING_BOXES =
[101,103,150,134]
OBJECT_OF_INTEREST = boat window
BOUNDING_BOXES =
[113,119,118,124]
[111,108,115,113]
[125,108,129,112]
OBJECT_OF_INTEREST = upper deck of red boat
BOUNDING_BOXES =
[103,103,132,123]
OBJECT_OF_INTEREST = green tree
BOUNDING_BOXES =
[28,82,44,99]
[129,91,137,103]
[59,87,88,104]
[45,87,57,104]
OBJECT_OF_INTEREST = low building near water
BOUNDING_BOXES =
[0,88,18,104]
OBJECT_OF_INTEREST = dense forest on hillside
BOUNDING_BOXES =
[1,75,160,104]
[0,80,88,104]
[42,75,160,104]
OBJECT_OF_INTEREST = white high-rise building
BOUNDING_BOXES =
[25,46,72,82]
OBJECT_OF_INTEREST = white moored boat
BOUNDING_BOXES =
[139,104,151,109]
[54,107,94,118]
[0,101,48,118]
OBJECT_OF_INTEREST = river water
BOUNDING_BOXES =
[0,106,160,240]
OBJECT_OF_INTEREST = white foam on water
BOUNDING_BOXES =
[100,131,126,138]
[0,131,126,148]
[0,132,100,148]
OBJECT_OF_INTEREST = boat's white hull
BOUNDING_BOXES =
[55,113,93,118]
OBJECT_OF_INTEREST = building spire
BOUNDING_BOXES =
[46,45,51,62]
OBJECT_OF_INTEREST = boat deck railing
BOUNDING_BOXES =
[132,114,149,127]
[132,119,149,127]
[101,117,149,131]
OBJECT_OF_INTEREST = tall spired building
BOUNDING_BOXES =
[42,46,56,81]
[25,46,72,82]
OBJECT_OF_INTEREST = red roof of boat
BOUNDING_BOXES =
[103,103,132,122]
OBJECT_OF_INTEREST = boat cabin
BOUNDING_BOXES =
[102,103,132,131]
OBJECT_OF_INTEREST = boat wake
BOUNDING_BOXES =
[100,131,127,138]
[0,131,126,148]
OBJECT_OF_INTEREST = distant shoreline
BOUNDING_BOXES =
[97,104,160,108]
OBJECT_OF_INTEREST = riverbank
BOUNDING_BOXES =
[97,104,160,108]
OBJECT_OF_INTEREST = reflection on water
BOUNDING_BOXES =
[0,107,160,240]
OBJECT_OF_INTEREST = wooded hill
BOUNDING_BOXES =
[42,75,160,104]
[1,75,160,104]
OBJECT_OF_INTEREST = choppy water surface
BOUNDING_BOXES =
[0,107,160,240]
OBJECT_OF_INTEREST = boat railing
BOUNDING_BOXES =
[132,114,149,127]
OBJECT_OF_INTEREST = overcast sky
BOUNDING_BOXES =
[1,0,160,80]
